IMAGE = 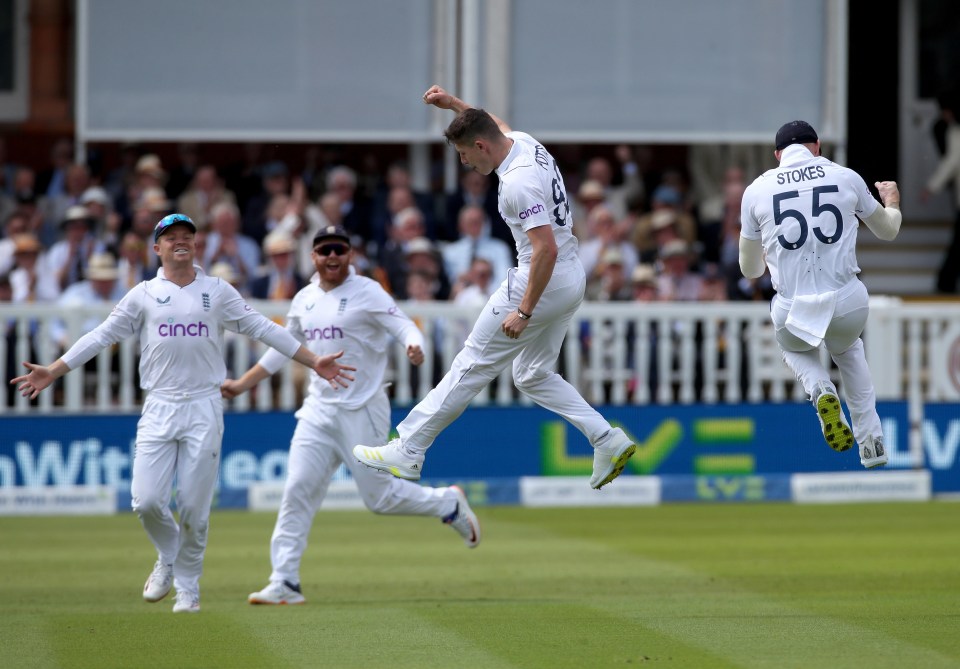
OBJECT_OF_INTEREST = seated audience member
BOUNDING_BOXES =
[587,247,633,302]
[442,204,514,287]
[579,205,638,285]
[451,256,496,307]
[656,239,703,301]
[571,179,607,241]
[47,205,103,290]
[116,231,151,290]
[327,165,372,242]
[250,230,306,300]
[0,210,31,276]
[396,236,450,301]
[9,233,59,303]
[371,161,437,245]
[176,164,237,231]
[243,160,289,245]
[631,185,698,262]
[80,186,120,248]
[380,206,427,295]
[443,168,508,245]
[631,264,660,303]
[50,252,125,349]
[205,201,261,293]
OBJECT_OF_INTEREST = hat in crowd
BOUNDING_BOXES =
[261,161,289,179]
[153,213,197,242]
[405,237,435,256]
[135,154,166,179]
[660,239,689,259]
[651,209,678,231]
[15,189,36,205]
[312,224,351,247]
[86,253,119,281]
[775,120,819,151]
[631,264,657,286]
[209,261,240,285]
[12,233,42,255]
[80,186,111,207]
[263,230,297,256]
[62,205,92,226]
[138,187,172,213]
[601,247,624,266]
[578,179,605,202]
[652,185,682,207]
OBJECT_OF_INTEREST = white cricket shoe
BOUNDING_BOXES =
[860,435,888,469]
[172,591,200,613]
[248,581,306,605]
[353,438,423,481]
[443,485,480,548]
[142,560,173,603]
[590,427,637,489]
[813,383,854,452]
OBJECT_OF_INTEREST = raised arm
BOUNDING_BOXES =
[422,84,512,134]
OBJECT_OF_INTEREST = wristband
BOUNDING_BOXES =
[517,308,531,320]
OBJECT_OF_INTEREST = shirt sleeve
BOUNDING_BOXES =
[849,170,881,220]
[60,284,144,370]
[739,183,762,241]
[219,280,301,359]
[501,168,551,233]
[258,311,305,375]
[368,286,425,350]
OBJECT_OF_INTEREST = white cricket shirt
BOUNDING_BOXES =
[496,132,579,267]
[740,145,881,299]
[258,270,424,411]
[61,265,301,399]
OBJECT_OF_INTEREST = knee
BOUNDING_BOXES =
[513,364,549,391]
[131,492,167,519]
[363,490,399,515]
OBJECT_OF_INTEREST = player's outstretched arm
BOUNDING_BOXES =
[221,364,272,399]
[422,84,512,134]
[863,180,902,241]
[10,359,70,400]
[292,347,356,389]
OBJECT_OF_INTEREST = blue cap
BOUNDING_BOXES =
[154,213,197,242]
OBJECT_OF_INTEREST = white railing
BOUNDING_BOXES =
[1,297,958,416]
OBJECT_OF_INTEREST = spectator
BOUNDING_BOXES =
[327,165,372,242]
[443,168,508,245]
[630,264,660,302]
[35,138,74,200]
[571,179,606,240]
[50,252,126,350]
[9,233,59,303]
[379,206,427,295]
[0,211,31,276]
[631,184,698,262]
[451,256,496,307]
[205,202,261,293]
[250,230,306,300]
[166,143,201,201]
[41,163,92,247]
[116,231,152,291]
[176,164,237,231]
[371,161,437,246]
[579,205,639,289]
[656,239,703,301]
[441,204,514,287]
[47,206,103,291]
[400,237,451,301]
[80,186,120,248]
[243,161,289,245]
[582,149,645,220]
[587,247,633,302]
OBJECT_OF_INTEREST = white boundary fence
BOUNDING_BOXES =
[2,298,959,425]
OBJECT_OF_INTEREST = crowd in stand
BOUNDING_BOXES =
[0,138,779,320]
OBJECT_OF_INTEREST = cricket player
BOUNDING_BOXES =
[739,121,902,468]
[11,213,356,613]
[354,85,636,489]
[222,224,480,606]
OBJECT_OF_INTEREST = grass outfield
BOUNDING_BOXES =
[1,502,959,669]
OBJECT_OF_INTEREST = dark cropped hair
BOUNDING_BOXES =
[443,108,502,145]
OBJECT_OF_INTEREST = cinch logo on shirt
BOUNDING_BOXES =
[159,319,210,337]
[519,203,545,219]
[304,325,344,341]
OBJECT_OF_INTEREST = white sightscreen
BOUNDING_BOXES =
[507,0,837,143]
[78,0,435,141]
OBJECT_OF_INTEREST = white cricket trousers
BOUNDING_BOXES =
[771,279,882,445]
[269,391,455,586]
[131,392,224,598]
[398,259,612,454]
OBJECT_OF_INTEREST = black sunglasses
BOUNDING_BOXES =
[314,243,350,257]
